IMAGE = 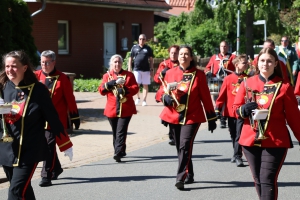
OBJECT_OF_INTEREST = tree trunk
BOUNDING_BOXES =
[245,4,254,59]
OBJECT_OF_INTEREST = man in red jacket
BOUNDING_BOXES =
[205,41,236,128]
[35,50,79,187]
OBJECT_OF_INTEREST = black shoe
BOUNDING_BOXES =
[169,139,175,146]
[119,152,127,157]
[231,157,236,163]
[236,157,244,167]
[175,181,184,190]
[52,168,63,180]
[220,123,226,129]
[184,177,194,184]
[39,178,52,187]
[113,155,121,162]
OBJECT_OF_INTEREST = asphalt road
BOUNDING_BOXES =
[1,124,300,200]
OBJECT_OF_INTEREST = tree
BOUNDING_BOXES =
[204,0,293,58]
[185,19,228,57]
[0,0,39,66]
[0,0,13,57]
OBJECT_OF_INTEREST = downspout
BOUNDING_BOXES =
[31,0,46,17]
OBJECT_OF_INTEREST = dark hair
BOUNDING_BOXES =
[264,39,275,47]
[232,54,247,65]
[168,45,180,53]
[0,50,38,89]
[256,48,283,78]
[179,45,196,66]
[220,40,228,46]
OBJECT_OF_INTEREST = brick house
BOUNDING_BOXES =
[26,0,171,78]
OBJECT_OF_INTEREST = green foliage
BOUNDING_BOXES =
[0,0,39,66]
[189,1,214,26]
[185,20,228,57]
[147,39,169,58]
[0,0,12,57]
[122,52,131,70]
[74,78,102,92]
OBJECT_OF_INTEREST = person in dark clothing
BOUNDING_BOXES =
[128,34,154,106]
[0,50,70,199]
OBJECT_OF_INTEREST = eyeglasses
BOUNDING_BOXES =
[139,38,146,41]
[41,61,53,66]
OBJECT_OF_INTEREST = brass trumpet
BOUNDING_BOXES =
[0,99,13,142]
[107,71,127,103]
[159,76,185,112]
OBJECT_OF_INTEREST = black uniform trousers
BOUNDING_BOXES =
[243,146,287,200]
[168,126,174,140]
[108,116,132,156]
[3,163,38,200]
[228,117,243,158]
[169,123,200,182]
[41,131,62,179]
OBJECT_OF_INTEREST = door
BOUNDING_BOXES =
[103,23,116,69]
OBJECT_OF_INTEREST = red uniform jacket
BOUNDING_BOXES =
[35,69,75,151]
[99,69,139,117]
[158,66,217,125]
[233,74,300,148]
[294,72,300,96]
[154,59,179,102]
[204,53,236,76]
[252,56,289,83]
[215,72,248,118]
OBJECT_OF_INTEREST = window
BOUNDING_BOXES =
[58,20,69,54]
[131,24,140,44]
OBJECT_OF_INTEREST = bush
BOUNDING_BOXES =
[74,77,102,92]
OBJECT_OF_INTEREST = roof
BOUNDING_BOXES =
[168,0,195,7]
[37,0,172,11]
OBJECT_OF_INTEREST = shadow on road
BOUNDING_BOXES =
[52,175,175,186]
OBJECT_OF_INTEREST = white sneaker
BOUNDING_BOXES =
[142,101,147,106]
[135,99,140,105]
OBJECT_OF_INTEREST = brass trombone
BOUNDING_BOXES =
[159,76,185,112]
[107,71,127,103]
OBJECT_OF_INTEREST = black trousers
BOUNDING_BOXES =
[41,131,62,179]
[168,126,174,140]
[228,117,243,158]
[3,163,38,200]
[108,116,132,156]
[169,123,200,182]
[243,146,287,200]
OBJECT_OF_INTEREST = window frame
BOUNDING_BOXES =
[58,20,69,55]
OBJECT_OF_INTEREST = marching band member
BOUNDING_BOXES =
[215,54,248,167]
[35,50,78,187]
[158,45,217,190]
[154,45,179,146]
[233,48,300,200]
[251,39,289,82]
[204,41,236,128]
[99,54,139,162]
[0,50,69,199]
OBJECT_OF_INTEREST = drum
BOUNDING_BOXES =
[208,77,223,95]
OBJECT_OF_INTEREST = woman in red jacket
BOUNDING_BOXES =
[233,48,300,200]
[158,45,217,190]
[99,54,139,162]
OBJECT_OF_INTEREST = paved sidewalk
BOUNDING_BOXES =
[0,92,208,189]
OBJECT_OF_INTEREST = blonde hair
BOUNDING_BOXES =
[232,54,247,66]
